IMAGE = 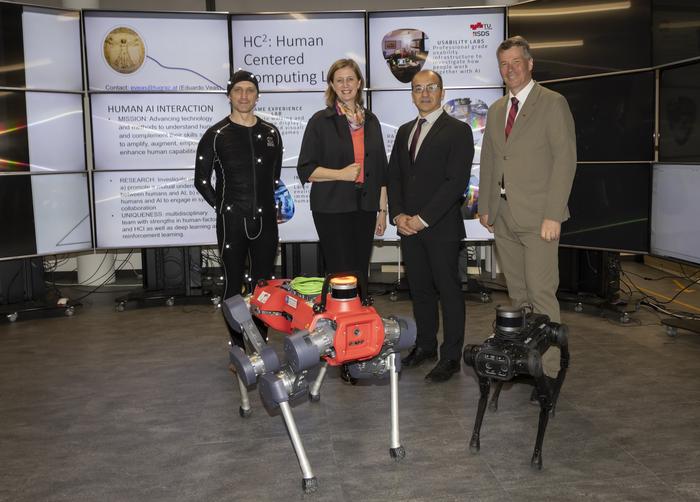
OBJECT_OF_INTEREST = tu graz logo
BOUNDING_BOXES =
[470,21,493,37]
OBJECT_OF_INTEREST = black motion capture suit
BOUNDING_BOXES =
[194,116,283,347]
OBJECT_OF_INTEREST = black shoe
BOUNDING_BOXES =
[425,359,460,383]
[340,364,358,385]
[402,346,438,368]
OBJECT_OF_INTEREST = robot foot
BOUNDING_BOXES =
[308,392,321,403]
[340,364,358,385]
[389,446,406,461]
[469,434,480,453]
[239,406,252,418]
[302,477,319,493]
[530,450,543,470]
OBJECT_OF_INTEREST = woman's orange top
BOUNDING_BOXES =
[350,127,365,184]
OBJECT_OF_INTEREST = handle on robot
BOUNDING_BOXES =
[222,295,267,353]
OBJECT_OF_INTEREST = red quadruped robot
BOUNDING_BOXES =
[222,273,416,493]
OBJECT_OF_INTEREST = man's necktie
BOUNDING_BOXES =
[409,118,427,162]
[502,97,519,195]
[506,97,518,139]
[505,97,519,140]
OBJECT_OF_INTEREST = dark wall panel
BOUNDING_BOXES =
[509,0,652,81]
[0,3,25,88]
[545,72,655,162]
[562,163,650,253]
[0,175,37,259]
[659,62,700,162]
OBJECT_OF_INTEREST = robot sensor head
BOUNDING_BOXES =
[495,305,526,337]
[330,276,358,301]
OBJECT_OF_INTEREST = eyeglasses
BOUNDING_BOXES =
[411,83,441,94]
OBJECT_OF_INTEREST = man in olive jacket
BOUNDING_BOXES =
[479,36,576,376]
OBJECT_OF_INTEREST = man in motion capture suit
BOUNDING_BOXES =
[194,69,283,348]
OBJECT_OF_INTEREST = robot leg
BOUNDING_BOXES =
[470,376,491,453]
[308,360,328,403]
[531,375,557,470]
[258,371,317,492]
[236,374,252,418]
[489,380,505,412]
[388,352,405,461]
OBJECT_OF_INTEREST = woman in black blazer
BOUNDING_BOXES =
[297,58,388,298]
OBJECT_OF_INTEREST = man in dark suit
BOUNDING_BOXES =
[479,36,576,377]
[388,70,474,382]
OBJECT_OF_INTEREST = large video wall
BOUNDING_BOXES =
[87,7,505,248]
[0,3,91,260]
[4,0,699,267]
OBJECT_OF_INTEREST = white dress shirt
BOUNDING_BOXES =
[501,79,536,196]
[504,78,536,128]
[408,107,444,158]
[400,107,445,227]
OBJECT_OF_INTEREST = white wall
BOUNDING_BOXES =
[9,0,523,11]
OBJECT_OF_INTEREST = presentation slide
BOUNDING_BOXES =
[25,92,85,172]
[276,167,316,242]
[277,168,401,242]
[651,164,700,265]
[22,7,82,91]
[463,165,493,241]
[256,92,325,167]
[91,93,229,171]
[371,90,496,241]
[231,13,366,92]
[275,168,489,242]
[94,170,216,249]
[370,87,502,164]
[368,9,504,89]
[31,173,92,255]
[84,12,229,92]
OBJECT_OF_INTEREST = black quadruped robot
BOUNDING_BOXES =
[222,274,416,493]
[463,306,569,469]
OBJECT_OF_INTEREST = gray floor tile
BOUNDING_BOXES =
[2,263,700,500]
